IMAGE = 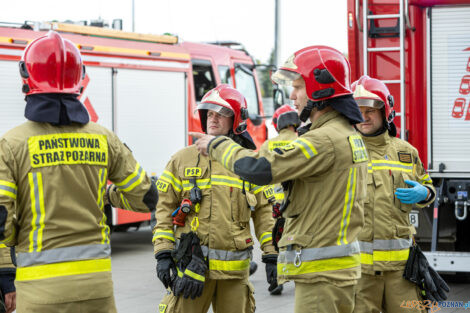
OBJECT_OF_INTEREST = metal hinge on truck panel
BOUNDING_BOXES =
[358,0,414,140]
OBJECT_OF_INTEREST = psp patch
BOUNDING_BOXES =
[348,135,368,163]
[158,304,167,313]
[268,140,291,152]
[281,144,295,152]
[184,167,202,177]
[398,152,412,163]
[156,180,169,193]
[263,186,275,199]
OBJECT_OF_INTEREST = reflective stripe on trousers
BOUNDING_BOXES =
[359,239,412,264]
[278,241,360,276]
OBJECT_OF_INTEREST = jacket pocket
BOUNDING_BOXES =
[393,172,413,213]
[277,233,312,250]
[231,187,251,223]
[395,224,415,238]
[232,223,254,250]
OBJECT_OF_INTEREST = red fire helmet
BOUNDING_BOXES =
[19,31,84,95]
[197,84,248,134]
[272,45,352,102]
[272,104,300,132]
[351,75,395,122]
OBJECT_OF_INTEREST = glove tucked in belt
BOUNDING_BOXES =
[172,231,207,299]
[403,244,450,302]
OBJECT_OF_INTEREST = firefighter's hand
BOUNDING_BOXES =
[4,291,16,313]
[155,251,176,289]
[189,132,215,156]
[395,180,429,204]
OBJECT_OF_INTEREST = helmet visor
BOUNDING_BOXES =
[271,69,301,86]
[355,98,384,109]
[196,102,234,117]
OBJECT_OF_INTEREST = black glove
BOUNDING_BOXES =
[418,256,449,302]
[180,255,207,299]
[404,244,450,302]
[155,251,176,289]
[181,234,207,299]
[262,254,278,292]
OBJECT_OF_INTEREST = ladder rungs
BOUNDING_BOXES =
[368,47,400,52]
[367,14,400,19]
[381,80,401,84]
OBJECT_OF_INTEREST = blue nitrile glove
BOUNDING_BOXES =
[395,180,429,204]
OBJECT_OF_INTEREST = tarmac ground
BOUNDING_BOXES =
[111,226,470,313]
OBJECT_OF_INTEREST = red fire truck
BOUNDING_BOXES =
[0,22,267,230]
[348,0,470,272]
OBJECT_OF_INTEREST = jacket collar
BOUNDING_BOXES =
[310,110,343,131]
[362,130,390,147]
[25,93,90,125]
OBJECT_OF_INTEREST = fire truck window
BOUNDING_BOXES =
[218,66,233,86]
[234,63,259,114]
[192,61,216,102]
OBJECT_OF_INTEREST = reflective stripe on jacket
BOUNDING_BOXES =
[209,111,368,285]
[0,121,156,303]
[359,132,436,273]
[153,145,276,280]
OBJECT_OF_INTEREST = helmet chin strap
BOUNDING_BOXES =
[299,100,329,123]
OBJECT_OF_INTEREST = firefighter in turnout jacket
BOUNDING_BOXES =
[0,31,158,312]
[154,84,277,313]
[351,75,436,313]
[259,104,300,296]
[191,46,368,313]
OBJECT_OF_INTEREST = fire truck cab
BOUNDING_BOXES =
[348,0,470,273]
[0,22,267,231]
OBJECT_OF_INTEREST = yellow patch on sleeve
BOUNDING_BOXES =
[156,180,169,193]
[158,304,167,312]
[268,140,292,151]
[348,135,368,163]
[263,186,275,199]
[281,144,295,151]
[184,167,202,177]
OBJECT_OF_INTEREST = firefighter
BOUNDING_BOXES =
[259,104,300,296]
[0,31,158,312]
[0,246,15,313]
[191,45,368,313]
[153,84,277,313]
[351,75,436,313]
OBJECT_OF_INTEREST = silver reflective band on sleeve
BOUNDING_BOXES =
[115,163,146,192]
[17,243,111,267]
[278,241,360,264]
[0,180,17,199]
[359,238,412,253]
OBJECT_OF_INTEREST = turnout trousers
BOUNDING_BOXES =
[353,271,426,313]
[158,277,255,313]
